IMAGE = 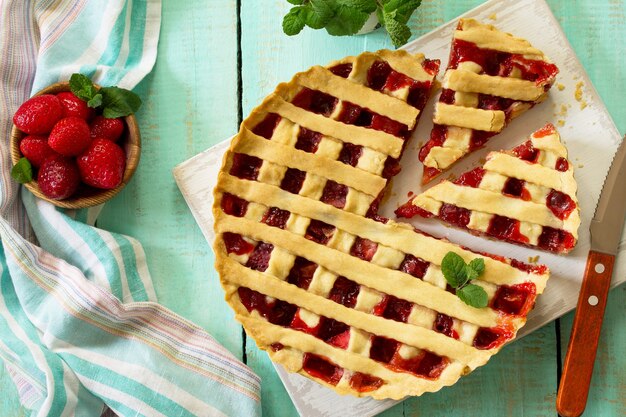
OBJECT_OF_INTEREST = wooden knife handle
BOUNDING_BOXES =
[556,250,615,417]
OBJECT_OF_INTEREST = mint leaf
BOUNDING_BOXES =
[442,252,489,308]
[302,1,333,29]
[457,284,489,308]
[325,5,369,36]
[283,7,306,35]
[87,93,103,108]
[383,14,411,47]
[441,252,467,288]
[11,157,33,184]
[465,264,479,281]
[69,73,98,102]
[100,86,142,118]
[310,0,334,21]
[384,0,421,24]
[336,0,377,14]
[469,258,485,276]
[286,0,303,4]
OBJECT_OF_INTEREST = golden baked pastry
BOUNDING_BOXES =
[399,124,580,254]
[419,19,559,184]
[212,50,551,398]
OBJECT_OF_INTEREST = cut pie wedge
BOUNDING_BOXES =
[398,124,580,254]
[418,19,559,184]
[213,50,552,399]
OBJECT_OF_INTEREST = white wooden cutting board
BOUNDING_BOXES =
[173,0,625,415]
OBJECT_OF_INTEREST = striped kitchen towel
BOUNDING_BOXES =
[0,1,261,416]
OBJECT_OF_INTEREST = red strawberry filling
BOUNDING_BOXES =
[292,88,338,117]
[433,313,459,339]
[399,254,430,279]
[302,354,344,386]
[454,167,485,188]
[349,372,384,393]
[328,277,360,308]
[287,257,318,290]
[252,113,281,139]
[262,207,290,229]
[295,127,322,153]
[305,220,336,245]
[349,237,377,262]
[338,143,363,167]
[223,232,254,255]
[378,296,413,323]
[491,282,536,316]
[279,168,306,194]
[230,153,262,180]
[473,326,514,350]
[245,243,274,272]
[546,189,576,219]
[320,180,348,209]
[221,193,249,217]
[328,63,353,78]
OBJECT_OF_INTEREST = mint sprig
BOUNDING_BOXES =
[11,157,33,184]
[281,0,422,48]
[441,252,489,308]
[69,73,141,118]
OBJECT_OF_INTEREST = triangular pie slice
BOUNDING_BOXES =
[398,124,580,254]
[213,50,551,399]
[418,19,559,184]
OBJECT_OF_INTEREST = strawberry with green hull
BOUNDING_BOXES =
[11,73,141,201]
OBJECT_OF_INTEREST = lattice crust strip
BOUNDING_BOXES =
[418,18,559,184]
[213,49,551,399]
[398,124,580,254]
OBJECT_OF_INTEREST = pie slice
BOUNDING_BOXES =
[419,19,559,184]
[398,124,580,254]
[213,50,550,399]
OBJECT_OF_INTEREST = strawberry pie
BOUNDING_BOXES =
[212,50,551,398]
[418,19,559,184]
[398,124,580,254]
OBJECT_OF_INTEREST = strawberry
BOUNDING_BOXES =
[19,135,59,168]
[38,156,80,200]
[56,91,95,120]
[77,138,126,189]
[90,116,125,141]
[13,94,64,135]
[48,117,91,156]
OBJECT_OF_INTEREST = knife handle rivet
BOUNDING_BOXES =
[588,295,599,306]
[594,263,605,274]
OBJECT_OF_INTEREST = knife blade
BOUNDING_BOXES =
[556,136,626,417]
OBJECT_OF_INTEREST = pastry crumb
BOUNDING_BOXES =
[574,81,584,102]
[488,13,497,20]
[557,83,565,91]
[580,100,588,110]
[557,120,565,127]
[578,163,584,169]
[528,256,540,264]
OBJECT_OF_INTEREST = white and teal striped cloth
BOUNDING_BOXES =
[0,1,261,416]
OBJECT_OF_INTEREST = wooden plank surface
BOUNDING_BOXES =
[2,0,624,416]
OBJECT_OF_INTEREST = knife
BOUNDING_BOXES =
[556,136,626,417]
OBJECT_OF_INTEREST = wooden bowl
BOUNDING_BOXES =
[10,82,141,209]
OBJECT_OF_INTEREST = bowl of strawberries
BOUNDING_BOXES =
[10,74,141,209]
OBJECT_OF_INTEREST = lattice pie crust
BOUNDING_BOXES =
[212,48,552,399]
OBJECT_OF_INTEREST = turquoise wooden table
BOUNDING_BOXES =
[1,1,624,415]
